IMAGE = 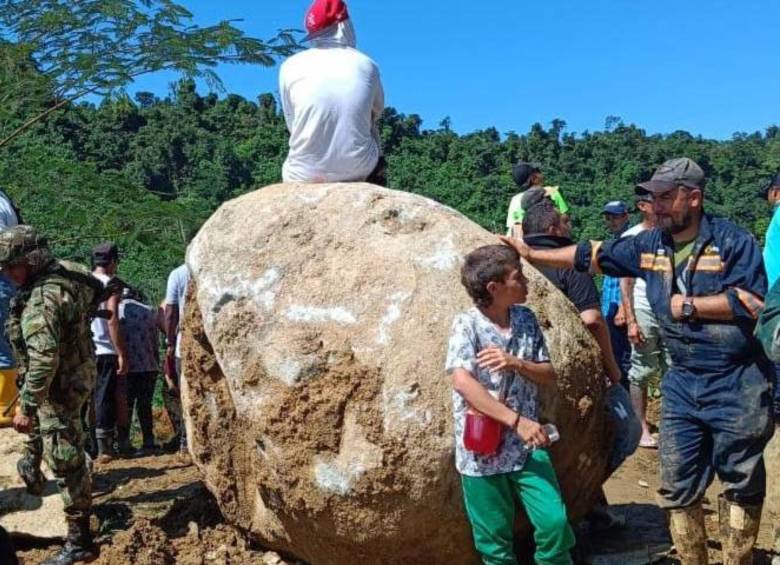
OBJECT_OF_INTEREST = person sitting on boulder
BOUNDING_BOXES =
[279,0,386,185]
[446,244,574,564]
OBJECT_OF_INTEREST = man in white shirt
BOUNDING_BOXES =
[620,190,670,449]
[164,263,190,460]
[279,0,385,184]
[90,242,128,463]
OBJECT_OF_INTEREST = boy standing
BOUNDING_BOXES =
[446,245,574,565]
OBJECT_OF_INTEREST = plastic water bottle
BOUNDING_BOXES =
[525,424,560,450]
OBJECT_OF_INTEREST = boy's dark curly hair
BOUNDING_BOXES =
[461,245,521,308]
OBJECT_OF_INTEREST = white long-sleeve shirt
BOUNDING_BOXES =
[279,21,384,183]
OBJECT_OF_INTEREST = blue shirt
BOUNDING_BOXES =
[0,275,17,368]
[601,226,628,318]
[600,275,621,318]
[764,204,780,288]
[575,214,768,377]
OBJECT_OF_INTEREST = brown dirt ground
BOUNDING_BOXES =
[13,400,778,564]
[16,451,300,565]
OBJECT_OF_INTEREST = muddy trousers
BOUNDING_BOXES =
[38,402,92,520]
[460,450,575,565]
[657,367,773,509]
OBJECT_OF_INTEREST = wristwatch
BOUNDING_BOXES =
[681,297,696,322]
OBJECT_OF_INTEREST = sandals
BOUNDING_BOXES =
[639,435,658,449]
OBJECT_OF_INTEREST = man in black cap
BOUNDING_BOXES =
[505,163,570,239]
[501,157,773,564]
[90,242,128,463]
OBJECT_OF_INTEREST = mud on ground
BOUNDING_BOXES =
[12,401,778,565]
[16,452,300,565]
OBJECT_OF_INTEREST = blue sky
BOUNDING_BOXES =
[129,0,780,139]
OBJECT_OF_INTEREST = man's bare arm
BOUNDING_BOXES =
[579,309,623,385]
[621,278,636,323]
[164,304,179,355]
[451,368,520,427]
[499,236,577,269]
[107,293,128,374]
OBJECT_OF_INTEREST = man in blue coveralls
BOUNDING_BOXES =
[501,158,774,565]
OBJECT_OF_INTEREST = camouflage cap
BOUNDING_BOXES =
[0,225,48,267]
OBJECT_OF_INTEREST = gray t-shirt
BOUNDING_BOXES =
[444,305,550,477]
[165,264,190,357]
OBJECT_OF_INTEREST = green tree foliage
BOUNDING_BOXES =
[0,0,299,148]
[0,77,778,301]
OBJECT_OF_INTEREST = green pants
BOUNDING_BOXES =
[38,401,92,520]
[461,449,575,565]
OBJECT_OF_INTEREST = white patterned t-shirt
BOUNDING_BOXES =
[445,305,550,477]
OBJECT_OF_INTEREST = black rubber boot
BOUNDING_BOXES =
[16,456,45,496]
[41,517,96,565]
[116,427,132,457]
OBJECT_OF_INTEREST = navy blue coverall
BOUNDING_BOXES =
[574,214,775,508]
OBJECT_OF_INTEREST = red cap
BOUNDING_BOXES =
[305,0,349,37]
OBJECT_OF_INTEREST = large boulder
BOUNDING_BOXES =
[181,182,609,564]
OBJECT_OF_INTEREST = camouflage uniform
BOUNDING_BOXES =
[5,229,98,524]
[8,296,44,492]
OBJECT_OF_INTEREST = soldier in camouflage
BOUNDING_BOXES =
[6,225,102,565]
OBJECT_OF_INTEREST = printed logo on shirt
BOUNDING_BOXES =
[640,252,672,272]
[693,245,724,272]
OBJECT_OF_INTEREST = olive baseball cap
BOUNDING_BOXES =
[636,157,706,193]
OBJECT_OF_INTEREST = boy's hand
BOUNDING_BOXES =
[476,347,519,373]
[515,417,550,449]
[499,235,532,261]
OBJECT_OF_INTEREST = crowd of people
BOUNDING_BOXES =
[0,198,191,563]
[0,0,777,564]
[478,157,780,565]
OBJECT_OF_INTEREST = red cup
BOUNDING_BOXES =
[463,411,502,455]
